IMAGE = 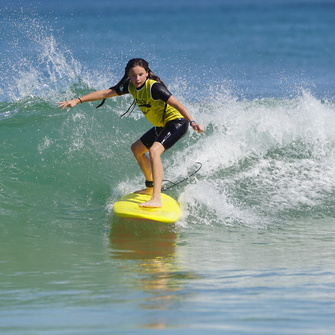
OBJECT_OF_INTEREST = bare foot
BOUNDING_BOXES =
[139,197,162,208]
[134,187,153,196]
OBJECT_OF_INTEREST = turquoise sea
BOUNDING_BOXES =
[1,0,335,333]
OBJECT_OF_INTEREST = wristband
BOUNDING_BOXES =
[190,120,196,126]
[78,97,83,103]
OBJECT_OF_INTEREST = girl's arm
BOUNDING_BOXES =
[57,88,118,109]
[167,95,205,133]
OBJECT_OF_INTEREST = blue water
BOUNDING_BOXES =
[1,0,335,333]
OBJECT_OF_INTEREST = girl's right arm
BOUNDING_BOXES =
[57,88,118,109]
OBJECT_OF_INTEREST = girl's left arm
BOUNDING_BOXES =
[167,95,205,133]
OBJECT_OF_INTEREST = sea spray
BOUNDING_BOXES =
[177,90,335,227]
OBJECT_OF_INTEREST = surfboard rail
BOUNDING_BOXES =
[113,193,181,223]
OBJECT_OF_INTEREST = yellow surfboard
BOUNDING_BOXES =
[113,193,181,223]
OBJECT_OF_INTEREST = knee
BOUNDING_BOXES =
[131,143,141,159]
[131,140,147,157]
[130,142,137,154]
[148,144,164,160]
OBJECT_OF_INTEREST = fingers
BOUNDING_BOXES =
[196,124,205,133]
[191,123,205,134]
[57,101,68,110]
[57,100,76,110]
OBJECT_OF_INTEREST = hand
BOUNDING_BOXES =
[57,99,79,110]
[190,121,205,134]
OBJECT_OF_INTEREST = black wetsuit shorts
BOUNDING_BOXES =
[140,118,188,151]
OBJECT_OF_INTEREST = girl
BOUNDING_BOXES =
[58,58,204,208]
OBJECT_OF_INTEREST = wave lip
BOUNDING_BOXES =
[179,90,335,227]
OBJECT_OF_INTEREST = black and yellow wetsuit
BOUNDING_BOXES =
[115,78,188,150]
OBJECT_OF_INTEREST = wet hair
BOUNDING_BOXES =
[111,58,166,90]
[97,58,166,110]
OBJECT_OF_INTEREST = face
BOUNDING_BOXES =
[128,66,148,88]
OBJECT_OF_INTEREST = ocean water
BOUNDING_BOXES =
[1,0,335,333]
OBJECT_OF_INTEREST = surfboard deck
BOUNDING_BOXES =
[113,193,181,223]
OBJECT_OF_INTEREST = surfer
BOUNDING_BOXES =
[58,58,204,208]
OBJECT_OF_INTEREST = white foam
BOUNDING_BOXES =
[170,89,335,227]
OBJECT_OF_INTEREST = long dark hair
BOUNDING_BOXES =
[111,58,167,90]
[96,58,166,110]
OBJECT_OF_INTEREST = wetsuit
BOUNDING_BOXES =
[114,78,188,150]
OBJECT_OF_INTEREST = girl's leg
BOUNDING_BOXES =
[131,139,153,195]
[132,119,187,207]
[139,141,165,208]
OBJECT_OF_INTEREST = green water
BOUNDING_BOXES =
[2,213,335,334]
